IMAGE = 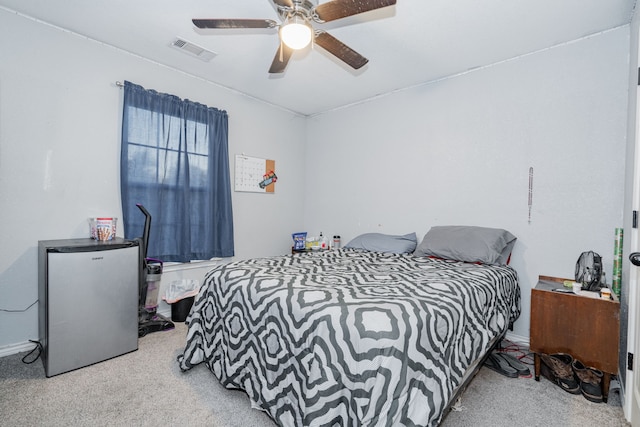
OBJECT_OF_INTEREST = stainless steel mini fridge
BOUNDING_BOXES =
[38,238,139,377]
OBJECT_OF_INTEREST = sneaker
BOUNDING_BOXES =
[540,353,581,394]
[572,359,604,403]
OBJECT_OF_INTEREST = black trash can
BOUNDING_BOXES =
[171,296,195,322]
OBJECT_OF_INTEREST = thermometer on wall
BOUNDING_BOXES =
[528,167,533,224]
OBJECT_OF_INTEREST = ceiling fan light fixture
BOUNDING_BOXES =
[280,15,312,50]
[193,0,398,73]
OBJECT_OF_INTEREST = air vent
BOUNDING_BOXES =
[170,38,216,62]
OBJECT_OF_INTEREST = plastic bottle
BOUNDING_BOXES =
[333,235,341,249]
[319,232,327,249]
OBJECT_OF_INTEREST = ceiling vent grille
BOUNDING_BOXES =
[170,38,216,62]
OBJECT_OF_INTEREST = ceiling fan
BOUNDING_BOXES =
[192,0,397,73]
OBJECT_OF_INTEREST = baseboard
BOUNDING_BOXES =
[1,310,176,359]
[157,307,171,319]
[1,324,527,359]
[504,331,530,348]
[0,340,38,358]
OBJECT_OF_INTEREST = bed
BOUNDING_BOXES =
[178,226,521,426]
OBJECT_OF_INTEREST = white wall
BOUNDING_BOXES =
[622,9,640,411]
[0,8,631,350]
[304,28,630,340]
[0,10,306,350]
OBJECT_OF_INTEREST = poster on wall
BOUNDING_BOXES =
[234,154,277,193]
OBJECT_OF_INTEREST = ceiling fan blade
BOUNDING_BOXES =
[192,19,278,29]
[272,0,294,7]
[313,0,397,22]
[269,43,294,73]
[314,32,368,70]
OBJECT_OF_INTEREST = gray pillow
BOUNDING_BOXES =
[344,232,418,254]
[414,226,516,265]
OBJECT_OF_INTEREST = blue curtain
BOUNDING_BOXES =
[121,81,234,262]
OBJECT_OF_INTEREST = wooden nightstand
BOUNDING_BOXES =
[529,275,620,402]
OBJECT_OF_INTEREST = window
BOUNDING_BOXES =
[120,81,234,262]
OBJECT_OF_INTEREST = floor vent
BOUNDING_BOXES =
[170,38,216,61]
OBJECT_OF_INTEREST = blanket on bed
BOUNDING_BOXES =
[178,249,520,426]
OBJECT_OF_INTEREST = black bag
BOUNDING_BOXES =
[575,251,603,291]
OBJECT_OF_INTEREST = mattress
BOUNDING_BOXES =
[178,248,520,426]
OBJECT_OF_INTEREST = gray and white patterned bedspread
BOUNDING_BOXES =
[178,248,520,426]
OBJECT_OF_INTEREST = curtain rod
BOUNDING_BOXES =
[115,81,124,88]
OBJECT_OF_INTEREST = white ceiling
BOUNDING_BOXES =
[0,0,636,116]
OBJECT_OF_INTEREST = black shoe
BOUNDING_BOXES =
[484,353,519,378]
[495,352,530,376]
[540,353,580,394]
[572,359,603,403]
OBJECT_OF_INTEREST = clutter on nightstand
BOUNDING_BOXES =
[292,232,307,250]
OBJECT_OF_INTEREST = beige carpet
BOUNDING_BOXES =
[0,323,629,426]
[441,362,628,426]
